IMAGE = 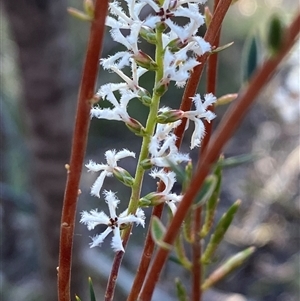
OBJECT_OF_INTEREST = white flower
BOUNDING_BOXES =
[149,123,190,167]
[106,0,152,29]
[149,169,183,214]
[93,60,149,122]
[91,87,135,122]
[98,60,147,97]
[182,93,217,149]
[152,117,182,140]
[80,190,145,252]
[86,149,135,197]
[162,48,200,87]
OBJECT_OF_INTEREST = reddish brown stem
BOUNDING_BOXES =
[138,11,300,301]
[126,1,232,300]
[191,3,221,300]
[126,185,165,301]
[174,0,232,147]
[201,0,221,153]
[57,1,109,300]
[192,1,221,299]
[191,207,202,301]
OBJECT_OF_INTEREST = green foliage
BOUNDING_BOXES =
[151,216,172,250]
[267,14,284,56]
[200,161,223,238]
[193,175,218,208]
[175,278,189,301]
[242,32,260,83]
[202,247,256,290]
[217,153,259,169]
[88,277,96,301]
[201,200,241,265]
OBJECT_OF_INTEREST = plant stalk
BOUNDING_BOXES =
[57,1,109,300]
[138,11,300,301]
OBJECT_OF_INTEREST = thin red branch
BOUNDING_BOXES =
[138,11,300,301]
[127,1,233,300]
[174,0,232,146]
[57,1,109,300]
[191,207,202,301]
[192,1,222,298]
[126,183,165,301]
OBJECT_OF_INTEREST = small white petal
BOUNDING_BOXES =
[90,227,113,248]
[167,201,178,215]
[114,149,136,161]
[85,160,106,172]
[111,228,124,252]
[90,171,111,198]
[104,190,119,219]
[80,209,110,230]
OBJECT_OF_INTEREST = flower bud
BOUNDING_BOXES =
[113,167,135,187]
[157,109,183,124]
[154,79,169,97]
[215,93,238,106]
[167,38,187,52]
[140,26,157,44]
[137,88,152,106]
[125,117,146,136]
[133,51,158,71]
[139,192,165,207]
[140,158,153,170]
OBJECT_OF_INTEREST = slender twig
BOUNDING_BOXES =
[57,1,109,300]
[138,11,300,301]
[104,25,166,301]
[126,183,165,301]
[191,1,221,300]
[173,0,232,146]
[191,207,202,301]
[127,2,232,300]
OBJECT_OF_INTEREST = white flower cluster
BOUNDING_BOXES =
[81,0,216,252]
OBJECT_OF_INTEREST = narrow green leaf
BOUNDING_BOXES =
[217,153,258,169]
[267,14,284,56]
[242,33,260,83]
[210,41,234,54]
[67,8,93,21]
[75,295,82,301]
[174,233,192,270]
[202,200,241,264]
[200,162,223,238]
[166,160,187,184]
[88,277,96,301]
[151,216,172,250]
[202,247,255,290]
[175,278,189,301]
[193,175,217,208]
[182,161,193,193]
[183,208,193,243]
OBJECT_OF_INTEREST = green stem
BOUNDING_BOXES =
[105,26,165,301]
[126,26,164,214]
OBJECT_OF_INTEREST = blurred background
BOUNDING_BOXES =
[0,0,299,300]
